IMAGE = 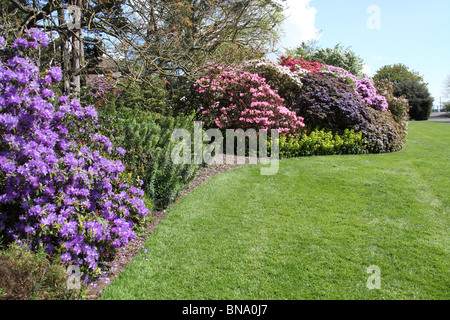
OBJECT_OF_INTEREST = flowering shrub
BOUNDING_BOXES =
[194,65,305,136]
[293,72,404,153]
[355,77,388,111]
[323,65,357,84]
[361,107,406,153]
[294,72,366,132]
[322,65,388,112]
[240,58,303,111]
[0,30,150,277]
[373,79,410,129]
[280,55,323,74]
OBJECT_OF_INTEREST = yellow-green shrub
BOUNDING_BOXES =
[272,129,367,158]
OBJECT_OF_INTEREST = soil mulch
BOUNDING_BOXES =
[84,154,259,299]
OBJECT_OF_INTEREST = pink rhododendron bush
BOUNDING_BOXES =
[0,30,150,278]
[194,65,305,137]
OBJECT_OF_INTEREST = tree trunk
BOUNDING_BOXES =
[58,7,70,93]
[70,0,83,95]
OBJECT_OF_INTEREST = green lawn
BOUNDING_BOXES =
[100,122,449,300]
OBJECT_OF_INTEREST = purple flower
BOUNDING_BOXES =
[24,225,36,235]
[0,114,19,131]
[0,160,16,174]
[26,28,49,47]
[49,66,63,82]
[29,205,43,217]
[129,186,138,194]
[61,252,72,263]
[116,147,126,156]
[41,212,57,226]
[63,153,79,167]
[41,88,55,99]
[84,105,98,119]
[12,38,29,49]
[59,220,78,237]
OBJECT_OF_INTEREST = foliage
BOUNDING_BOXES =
[83,75,171,115]
[273,129,368,158]
[83,75,123,108]
[0,242,82,300]
[374,63,425,85]
[0,29,150,278]
[394,79,434,121]
[120,0,287,78]
[240,58,304,111]
[4,0,287,96]
[293,72,405,153]
[97,107,202,209]
[194,65,305,136]
[362,107,407,153]
[284,39,320,62]
[443,101,450,113]
[374,79,410,128]
[293,71,366,132]
[287,43,365,78]
[374,64,433,120]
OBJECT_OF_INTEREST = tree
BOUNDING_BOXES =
[286,43,365,78]
[285,39,319,61]
[443,101,450,113]
[118,0,286,78]
[394,79,434,121]
[6,0,287,97]
[374,63,433,120]
[374,63,425,85]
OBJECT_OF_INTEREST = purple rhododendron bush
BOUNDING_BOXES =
[0,30,150,277]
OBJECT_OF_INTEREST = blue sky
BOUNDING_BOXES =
[274,0,450,106]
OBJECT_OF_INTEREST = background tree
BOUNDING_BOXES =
[374,63,434,120]
[443,101,450,113]
[284,39,319,62]
[393,79,434,120]
[373,63,425,85]
[116,0,286,79]
[5,0,286,101]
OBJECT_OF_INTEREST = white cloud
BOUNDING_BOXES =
[279,0,320,50]
[362,64,372,76]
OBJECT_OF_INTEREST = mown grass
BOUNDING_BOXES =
[100,122,449,300]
